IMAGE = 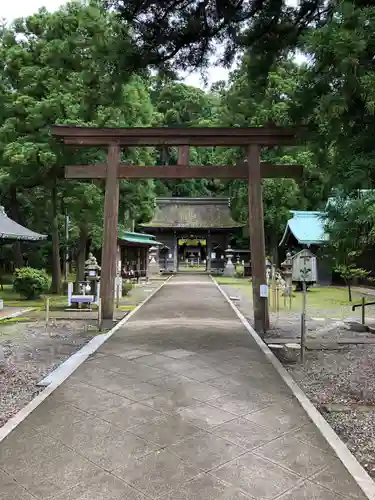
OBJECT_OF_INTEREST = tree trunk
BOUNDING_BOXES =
[75,224,88,286]
[9,186,24,269]
[270,233,279,268]
[51,180,61,294]
[347,280,352,302]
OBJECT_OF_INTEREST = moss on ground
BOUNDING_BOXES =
[118,305,137,311]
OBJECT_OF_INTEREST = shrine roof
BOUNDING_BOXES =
[279,211,328,246]
[0,206,46,241]
[118,231,163,246]
[139,197,243,230]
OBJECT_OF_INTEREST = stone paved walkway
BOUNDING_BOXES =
[0,275,368,499]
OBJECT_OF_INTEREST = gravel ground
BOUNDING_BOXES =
[0,319,97,426]
[288,346,375,477]
[221,282,375,479]
[0,282,163,428]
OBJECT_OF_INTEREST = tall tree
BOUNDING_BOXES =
[151,80,223,197]
[105,0,333,79]
[0,2,155,290]
[215,56,328,256]
[292,1,375,189]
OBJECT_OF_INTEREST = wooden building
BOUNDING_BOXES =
[139,197,243,273]
[279,210,332,285]
[117,231,161,279]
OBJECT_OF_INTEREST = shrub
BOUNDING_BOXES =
[235,265,244,278]
[13,267,50,299]
[122,280,133,296]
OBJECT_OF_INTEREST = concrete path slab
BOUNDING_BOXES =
[0,274,370,499]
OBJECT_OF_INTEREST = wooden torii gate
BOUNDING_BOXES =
[52,126,301,333]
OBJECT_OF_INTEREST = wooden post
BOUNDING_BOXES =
[45,297,50,329]
[98,297,102,329]
[300,280,307,363]
[300,312,305,363]
[137,248,141,275]
[276,285,280,313]
[361,297,366,325]
[247,145,269,334]
[206,230,211,272]
[173,231,178,272]
[116,279,120,308]
[178,146,189,165]
[100,143,120,327]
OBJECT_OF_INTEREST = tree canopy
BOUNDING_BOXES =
[0,0,374,288]
[104,0,333,77]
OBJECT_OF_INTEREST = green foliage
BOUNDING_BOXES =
[13,267,50,299]
[335,263,369,302]
[122,281,133,296]
[235,265,245,278]
[335,264,369,283]
[0,3,157,289]
[2,0,375,289]
[107,0,330,79]
[324,192,375,268]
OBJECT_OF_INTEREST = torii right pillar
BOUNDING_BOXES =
[247,144,269,334]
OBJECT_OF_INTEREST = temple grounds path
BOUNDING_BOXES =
[0,274,368,499]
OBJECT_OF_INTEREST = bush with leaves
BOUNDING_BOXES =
[235,265,245,278]
[335,263,369,302]
[122,280,133,296]
[13,268,50,300]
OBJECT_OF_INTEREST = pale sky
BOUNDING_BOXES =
[1,0,301,89]
[0,0,233,88]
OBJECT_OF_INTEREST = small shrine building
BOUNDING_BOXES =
[117,231,161,278]
[139,197,243,272]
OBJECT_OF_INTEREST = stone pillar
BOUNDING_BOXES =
[223,245,235,277]
[206,230,212,272]
[148,246,160,277]
[116,244,121,277]
[173,231,178,272]
[281,252,293,296]
[266,258,272,285]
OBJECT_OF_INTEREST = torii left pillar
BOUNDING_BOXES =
[100,143,120,328]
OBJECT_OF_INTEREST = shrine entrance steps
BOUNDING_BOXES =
[0,274,367,499]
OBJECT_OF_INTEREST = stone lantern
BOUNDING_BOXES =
[281,251,293,297]
[265,258,272,284]
[84,252,101,298]
[223,245,235,277]
[148,246,160,277]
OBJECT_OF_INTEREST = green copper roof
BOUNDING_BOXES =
[118,231,162,246]
[279,211,328,246]
[140,197,243,230]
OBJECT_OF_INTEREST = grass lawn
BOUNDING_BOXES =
[280,286,363,314]
[0,284,67,309]
[213,276,366,317]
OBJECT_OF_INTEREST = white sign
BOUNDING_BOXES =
[260,284,269,298]
[168,253,172,259]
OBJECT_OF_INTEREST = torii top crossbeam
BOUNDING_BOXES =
[53,124,301,333]
[52,125,298,146]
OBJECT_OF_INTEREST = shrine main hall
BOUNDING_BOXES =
[140,197,242,273]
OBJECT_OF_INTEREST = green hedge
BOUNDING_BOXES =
[13,267,50,299]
